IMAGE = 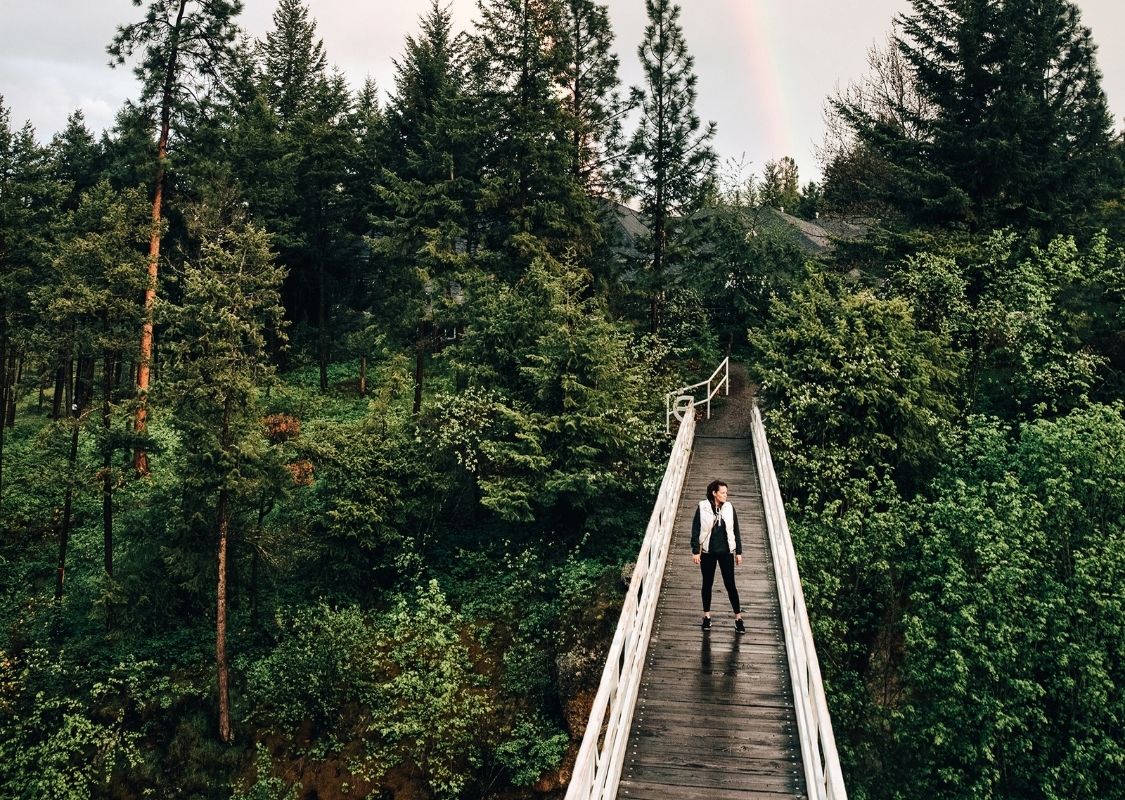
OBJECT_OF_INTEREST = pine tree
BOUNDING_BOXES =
[470,0,594,267]
[49,111,104,213]
[376,1,475,413]
[628,0,716,332]
[384,1,466,177]
[164,192,286,744]
[258,0,326,125]
[245,1,356,391]
[108,0,244,473]
[834,0,1115,233]
[990,0,1115,228]
[561,0,634,195]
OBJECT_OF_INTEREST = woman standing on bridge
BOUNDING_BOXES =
[691,479,745,633]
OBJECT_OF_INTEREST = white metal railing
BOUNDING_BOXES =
[565,405,696,800]
[665,356,730,433]
[750,401,848,800]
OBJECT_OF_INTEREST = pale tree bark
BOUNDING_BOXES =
[216,395,233,743]
[133,0,187,474]
[56,356,94,599]
[102,351,115,578]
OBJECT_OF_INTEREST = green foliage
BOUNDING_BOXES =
[887,229,1115,416]
[751,267,960,497]
[0,650,203,800]
[445,256,663,526]
[894,406,1125,799]
[364,580,494,800]
[243,603,377,730]
[162,194,287,494]
[294,413,444,592]
[494,712,570,786]
[231,744,299,800]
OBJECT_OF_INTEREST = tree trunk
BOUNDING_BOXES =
[52,359,65,420]
[64,358,73,420]
[571,9,586,183]
[413,325,427,415]
[56,414,81,599]
[216,395,233,743]
[6,355,21,427]
[250,534,260,630]
[134,0,188,475]
[359,355,367,397]
[650,212,665,335]
[57,358,95,599]
[216,485,233,743]
[318,260,328,392]
[250,498,269,630]
[102,351,115,578]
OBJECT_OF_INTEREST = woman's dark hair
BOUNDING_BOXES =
[706,479,727,504]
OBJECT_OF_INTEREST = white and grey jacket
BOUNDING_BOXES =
[690,500,742,555]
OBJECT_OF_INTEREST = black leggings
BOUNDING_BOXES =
[700,552,740,614]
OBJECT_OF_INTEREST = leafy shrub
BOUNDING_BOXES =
[363,580,494,800]
[242,603,376,730]
[231,744,299,800]
[493,712,570,786]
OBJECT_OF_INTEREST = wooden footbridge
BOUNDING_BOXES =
[567,360,847,800]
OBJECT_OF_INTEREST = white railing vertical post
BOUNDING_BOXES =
[667,356,729,429]
[750,402,848,800]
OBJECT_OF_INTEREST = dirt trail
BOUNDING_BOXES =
[692,361,757,439]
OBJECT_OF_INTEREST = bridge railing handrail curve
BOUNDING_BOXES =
[565,405,696,800]
[665,356,729,432]
[751,402,848,800]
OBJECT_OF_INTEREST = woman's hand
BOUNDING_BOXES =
[735,554,743,566]
[692,553,701,565]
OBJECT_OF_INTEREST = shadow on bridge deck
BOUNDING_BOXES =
[617,394,806,799]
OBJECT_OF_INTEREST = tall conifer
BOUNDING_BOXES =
[470,0,593,266]
[377,1,475,413]
[628,0,716,332]
[561,0,634,196]
[165,195,285,744]
[835,0,1115,232]
[108,0,243,473]
[230,0,356,391]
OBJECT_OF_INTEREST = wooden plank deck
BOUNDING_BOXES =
[616,427,806,799]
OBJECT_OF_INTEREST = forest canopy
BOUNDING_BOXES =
[1,0,1123,798]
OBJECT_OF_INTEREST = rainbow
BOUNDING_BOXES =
[729,1,795,165]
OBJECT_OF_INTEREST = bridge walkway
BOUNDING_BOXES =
[617,417,806,799]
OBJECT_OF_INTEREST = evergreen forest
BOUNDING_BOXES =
[1,0,1123,798]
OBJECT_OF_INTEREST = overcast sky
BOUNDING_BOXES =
[1,1,1122,183]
